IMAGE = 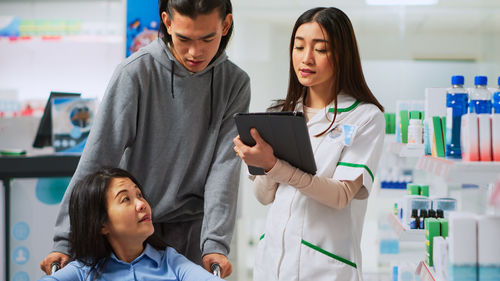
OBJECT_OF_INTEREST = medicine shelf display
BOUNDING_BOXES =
[387,213,425,242]
[416,261,440,281]
[388,142,424,158]
[416,155,500,185]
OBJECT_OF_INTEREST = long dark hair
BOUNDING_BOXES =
[273,7,384,136]
[158,0,233,59]
[69,168,166,280]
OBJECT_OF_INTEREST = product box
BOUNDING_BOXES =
[52,97,96,153]
[448,212,477,281]
[433,236,449,281]
[478,114,492,161]
[477,216,500,281]
[425,218,440,266]
[461,113,479,161]
[424,88,447,155]
[492,114,500,161]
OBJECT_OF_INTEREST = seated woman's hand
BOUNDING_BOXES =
[233,128,277,172]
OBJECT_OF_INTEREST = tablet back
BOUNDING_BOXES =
[234,112,317,175]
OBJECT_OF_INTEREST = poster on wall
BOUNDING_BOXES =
[126,0,160,57]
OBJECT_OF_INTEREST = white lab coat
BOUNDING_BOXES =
[253,93,385,281]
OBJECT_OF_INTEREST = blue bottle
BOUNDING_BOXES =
[446,75,468,158]
[493,76,500,114]
[469,76,492,114]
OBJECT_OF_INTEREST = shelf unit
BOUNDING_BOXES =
[388,142,424,158]
[387,213,425,242]
[416,261,440,281]
[416,155,500,185]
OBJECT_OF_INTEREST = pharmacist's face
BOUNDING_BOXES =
[101,177,154,245]
[292,22,334,90]
[162,9,232,73]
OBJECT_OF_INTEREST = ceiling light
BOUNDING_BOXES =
[366,0,438,5]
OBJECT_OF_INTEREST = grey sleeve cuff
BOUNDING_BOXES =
[52,239,71,256]
[202,239,229,257]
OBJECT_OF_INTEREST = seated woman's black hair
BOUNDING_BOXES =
[68,167,167,280]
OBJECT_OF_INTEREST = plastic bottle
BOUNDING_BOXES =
[419,209,428,229]
[445,75,468,159]
[408,111,423,146]
[410,209,419,229]
[469,76,492,114]
[493,77,500,161]
[494,76,500,114]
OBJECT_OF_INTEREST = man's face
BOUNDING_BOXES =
[162,9,232,73]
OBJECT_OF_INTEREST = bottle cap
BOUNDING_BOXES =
[436,209,444,218]
[474,75,487,86]
[411,209,418,216]
[420,209,428,217]
[429,209,436,218]
[451,75,464,85]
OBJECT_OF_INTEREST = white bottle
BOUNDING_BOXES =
[408,118,423,146]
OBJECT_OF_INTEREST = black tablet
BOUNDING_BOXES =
[234,111,317,175]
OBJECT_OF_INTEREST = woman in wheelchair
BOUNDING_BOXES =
[39,168,222,281]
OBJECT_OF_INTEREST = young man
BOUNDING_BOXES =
[40,0,250,278]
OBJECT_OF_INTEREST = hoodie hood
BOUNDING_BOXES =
[145,38,229,128]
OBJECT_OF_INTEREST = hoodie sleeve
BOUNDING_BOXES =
[200,73,251,257]
[52,65,139,254]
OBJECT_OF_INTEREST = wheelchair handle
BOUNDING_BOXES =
[211,263,221,277]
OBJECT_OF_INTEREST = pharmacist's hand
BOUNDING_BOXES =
[202,253,232,278]
[233,128,277,172]
[40,252,70,275]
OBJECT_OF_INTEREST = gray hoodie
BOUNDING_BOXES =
[52,38,251,257]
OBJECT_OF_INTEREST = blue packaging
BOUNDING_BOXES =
[479,265,500,281]
[446,75,468,158]
[449,265,477,281]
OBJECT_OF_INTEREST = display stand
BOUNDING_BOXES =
[0,154,80,281]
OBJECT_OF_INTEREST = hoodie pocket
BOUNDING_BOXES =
[298,239,357,280]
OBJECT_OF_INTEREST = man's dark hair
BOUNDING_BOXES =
[158,0,233,59]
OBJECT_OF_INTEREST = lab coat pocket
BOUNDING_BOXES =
[298,240,357,281]
[253,234,270,281]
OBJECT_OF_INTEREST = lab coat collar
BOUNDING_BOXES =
[298,92,360,135]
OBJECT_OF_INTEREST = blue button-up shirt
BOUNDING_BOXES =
[38,244,222,281]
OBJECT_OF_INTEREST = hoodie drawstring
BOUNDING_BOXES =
[170,59,213,129]
[171,60,175,99]
[209,67,214,129]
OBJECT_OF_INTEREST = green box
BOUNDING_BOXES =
[432,116,445,157]
[425,218,440,266]
[419,185,429,197]
[407,184,420,195]
[438,218,448,238]
[400,110,409,143]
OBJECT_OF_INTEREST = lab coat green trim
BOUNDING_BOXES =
[301,240,357,269]
[259,234,265,240]
[337,162,374,181]
[328,100,360,113]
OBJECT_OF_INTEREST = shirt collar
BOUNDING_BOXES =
[109,243,162,267]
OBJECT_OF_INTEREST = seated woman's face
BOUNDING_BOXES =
[101,177,154,244]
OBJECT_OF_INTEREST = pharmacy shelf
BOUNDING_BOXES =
[490,177,500,208]
[387,213,425,242]
[388,142,424,158]
[416,155,500,185]
[416,261,440,281]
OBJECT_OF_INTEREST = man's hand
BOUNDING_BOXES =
[202,253,232,278]
[40,252,70,275]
